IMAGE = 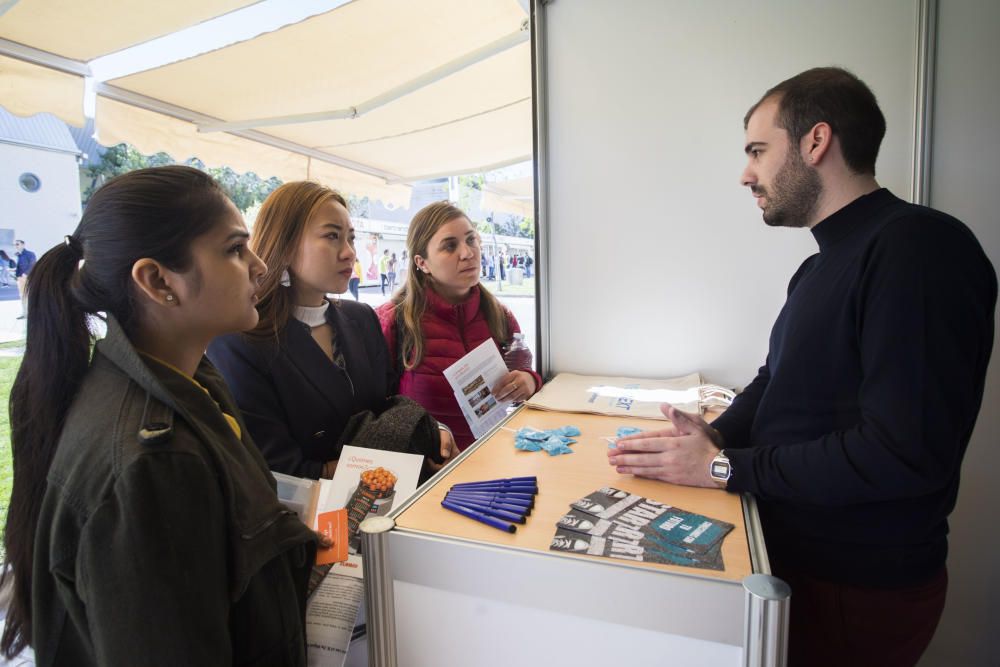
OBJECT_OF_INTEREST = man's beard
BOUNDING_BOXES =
[754,150,822,228]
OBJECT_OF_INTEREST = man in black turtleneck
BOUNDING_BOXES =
[608,67,996,666]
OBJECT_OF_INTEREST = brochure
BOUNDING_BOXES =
[305,555,364,667]
[278,447,421,666]
[569,486,644,519]
[442,338,514,438]
[319,445,424,552]
[552,487,733,570]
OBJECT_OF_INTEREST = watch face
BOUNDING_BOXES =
[710,459,731,481]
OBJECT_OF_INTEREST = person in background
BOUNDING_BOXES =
[378,248,390,296]
[608,67,996,667]
[388,252,398,293]
[376,201,542,450]
[0,250,13,287]
[14,239,36,319]
[349,256,362,301]
[399,249,409,285]
[208,182,457,481]
[2,166,319,665]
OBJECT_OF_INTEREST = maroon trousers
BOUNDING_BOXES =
[773,564,948,667]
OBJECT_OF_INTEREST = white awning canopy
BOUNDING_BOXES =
[482,175,534,218]
[0,0,531,207]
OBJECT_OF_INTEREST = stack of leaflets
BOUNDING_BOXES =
[549,486,734,570]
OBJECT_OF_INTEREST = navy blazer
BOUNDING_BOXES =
[207,299,397,479]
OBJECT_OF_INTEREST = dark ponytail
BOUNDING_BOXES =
[1,165,231,658]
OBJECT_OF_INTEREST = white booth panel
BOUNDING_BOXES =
[395,581,742,666]
[541,0,919,387]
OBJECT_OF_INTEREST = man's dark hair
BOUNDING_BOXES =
[744,67,886,175]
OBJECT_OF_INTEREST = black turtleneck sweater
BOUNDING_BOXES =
[715,189,996,587]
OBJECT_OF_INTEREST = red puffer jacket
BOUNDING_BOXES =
[376,285,541,449]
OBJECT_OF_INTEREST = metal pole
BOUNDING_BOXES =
[742,574,791,667]
[911,0,938,205]
[531,0,551,378]
[360,516,397,667]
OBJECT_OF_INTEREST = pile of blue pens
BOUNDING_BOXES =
[440,476,537,534]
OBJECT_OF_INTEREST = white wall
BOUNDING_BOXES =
[543,0,918,386]
[918,2,1000,664]
[0,143,82,257]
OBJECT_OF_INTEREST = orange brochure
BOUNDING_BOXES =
[315,508,349,565]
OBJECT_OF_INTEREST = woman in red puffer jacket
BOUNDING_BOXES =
[376,202,542,450]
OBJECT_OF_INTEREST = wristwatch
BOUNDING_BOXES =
[709,449,732,488]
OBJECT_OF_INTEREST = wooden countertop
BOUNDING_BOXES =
[395,407,752,582]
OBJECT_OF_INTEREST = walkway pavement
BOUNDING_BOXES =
[0,299,26,346]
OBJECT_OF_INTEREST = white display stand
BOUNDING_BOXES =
[359,406,787,667]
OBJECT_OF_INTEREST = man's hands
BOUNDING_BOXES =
[607,403,725,488]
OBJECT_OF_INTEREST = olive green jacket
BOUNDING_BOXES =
[31,317,317,666]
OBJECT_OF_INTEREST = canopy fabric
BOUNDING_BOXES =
[106,0,531,183]
[0,54,83,125]
[96,96,411,207]
[0,0,258,61]
[0,0,531,205]
[482,175,533,217]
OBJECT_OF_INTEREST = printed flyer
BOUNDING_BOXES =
[442,338,514,437]
[551,487,733,570]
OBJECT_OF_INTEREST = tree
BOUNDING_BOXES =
[82,144,283,212]
[82,144,172,203]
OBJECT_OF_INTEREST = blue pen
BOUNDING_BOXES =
[442,500,517,533]
[445,494,532,516]
[449,485,537,497]
[446,492,533,512]
[451,485,538,495]
[446,490,534,505]
[448,487,536,499]
[445,499,527,524]
[451,476,537,487]
[451,479,537,489]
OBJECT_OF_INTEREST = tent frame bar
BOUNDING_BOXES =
[0,37,91,76]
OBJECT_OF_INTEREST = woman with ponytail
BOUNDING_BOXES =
[2,166,318,666]
[375,202,542,450]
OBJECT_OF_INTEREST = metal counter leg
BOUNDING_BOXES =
[742,573,791,667]
[360,516,398,667]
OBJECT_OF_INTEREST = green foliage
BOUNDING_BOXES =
[83,144,284,212]
[82,144,172,203]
